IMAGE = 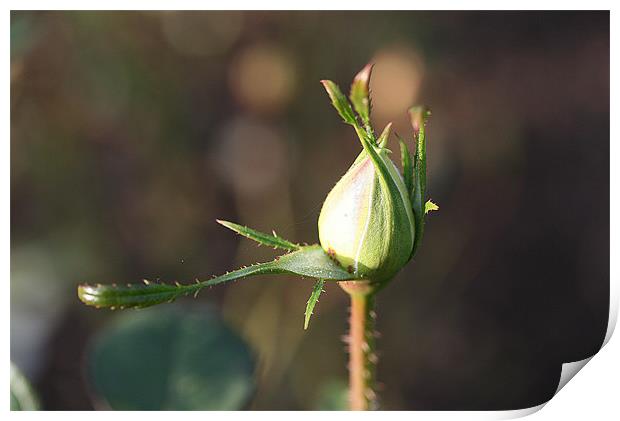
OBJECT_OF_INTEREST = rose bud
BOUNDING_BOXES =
[317,65,434,288]
[318,123,415,285]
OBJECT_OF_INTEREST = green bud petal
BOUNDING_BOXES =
[318,145,415,284]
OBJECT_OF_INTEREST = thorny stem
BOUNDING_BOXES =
[340,281,377,410]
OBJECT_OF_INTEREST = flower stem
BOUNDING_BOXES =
[340,281,377,410]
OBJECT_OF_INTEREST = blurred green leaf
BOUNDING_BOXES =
[304,279,325,330]
[78,245,357,310]
[216,219,300,251]
[10,362,40,411]
[314,379,348,410]
[88,306,255,410]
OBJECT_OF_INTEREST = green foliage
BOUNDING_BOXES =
[304,279,325,330]
[10,363,40,411]
[78,245,357,309]
[321,80,357,126]
[216,219,300,251]
[88,306,255,410]
[268,245,357,279]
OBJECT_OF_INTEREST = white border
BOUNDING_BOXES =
[2,0,618,10]
[4,2,616,419]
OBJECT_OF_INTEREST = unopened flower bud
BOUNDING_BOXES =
[318,137,415,284]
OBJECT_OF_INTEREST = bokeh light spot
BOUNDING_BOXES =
[161,11,243,57]
[371,47,425,121]
[229,44,296,115]
[213,117,288,196]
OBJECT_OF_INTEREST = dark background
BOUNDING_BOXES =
[11,11,609,410]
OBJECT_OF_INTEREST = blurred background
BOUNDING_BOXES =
[11,11,609,410]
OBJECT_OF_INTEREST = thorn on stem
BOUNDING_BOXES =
[365,389,377,400]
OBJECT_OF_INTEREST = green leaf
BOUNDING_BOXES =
[78,245,357,310]
[349,63,373,127]
[88,306,255,410]
[398,134,414,196]
[321,80,357,126]
[409,106,432,257]
[10,362,40,411]
[304,279,325,330]
[425,199,439,214]
[216,219,300,251]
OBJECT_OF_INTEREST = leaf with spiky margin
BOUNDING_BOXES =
[304,279,325,330]
[321,80,357,126]
[409,106,432,258]
[397,134,414,196]
[216,219,300,251]
[425,200,439,214]
[78,245,357,310]
[349,63,373,128]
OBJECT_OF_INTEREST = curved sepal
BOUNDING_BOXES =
[409,106,432,258]
[78,245,357,310]
[397,134,414,196]
[321,80,357,126]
